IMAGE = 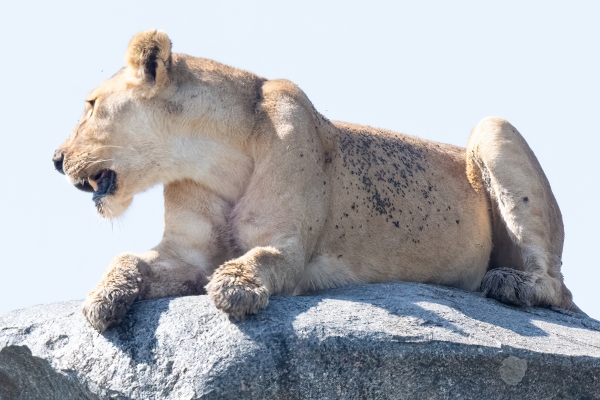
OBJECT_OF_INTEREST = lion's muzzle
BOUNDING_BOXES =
[53,149,117,202]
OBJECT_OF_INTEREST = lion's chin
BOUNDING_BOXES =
[95,195,133,219]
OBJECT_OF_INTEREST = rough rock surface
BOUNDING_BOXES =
[0,282,599,400]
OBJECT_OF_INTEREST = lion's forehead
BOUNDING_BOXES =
[88,68,132,101]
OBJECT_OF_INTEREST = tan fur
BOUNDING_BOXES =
[55,30,578,331]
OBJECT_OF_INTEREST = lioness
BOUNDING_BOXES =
[53,30,580,332]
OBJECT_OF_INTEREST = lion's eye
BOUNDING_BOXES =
[85,99,96,118]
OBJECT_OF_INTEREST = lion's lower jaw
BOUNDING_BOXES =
[96,196,133,219]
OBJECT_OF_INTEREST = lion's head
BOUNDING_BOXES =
[53,30,178,218]
[54,30,264,219]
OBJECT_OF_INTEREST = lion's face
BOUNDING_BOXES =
[55,72,148,218]
[54,30,174,218]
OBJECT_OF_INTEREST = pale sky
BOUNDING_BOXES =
[0,1,598,319]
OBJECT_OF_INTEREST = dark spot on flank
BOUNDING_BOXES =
[523,197,529,202]
[456,220,460,224]
[338,254,343,258]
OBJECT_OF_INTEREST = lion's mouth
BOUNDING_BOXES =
[73,169,118,203]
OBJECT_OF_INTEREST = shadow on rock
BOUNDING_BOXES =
[102,297,172,366]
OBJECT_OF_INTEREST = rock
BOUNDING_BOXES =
[0,282,599,400]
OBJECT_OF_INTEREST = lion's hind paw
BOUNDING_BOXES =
[480,267,535,308]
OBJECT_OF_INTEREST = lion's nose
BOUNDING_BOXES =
[53,150,65,175]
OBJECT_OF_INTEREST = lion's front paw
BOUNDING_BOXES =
[82,285,139,332]
[82,254,145,332]
[206,261,269,320]
[480,268,535,308]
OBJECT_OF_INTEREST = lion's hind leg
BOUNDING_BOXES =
[467,117,576,311]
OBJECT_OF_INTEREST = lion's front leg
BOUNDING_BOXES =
[206,241,304,320]
[82,254,149,332]
[83,249,210,332]
[83,181,229,332]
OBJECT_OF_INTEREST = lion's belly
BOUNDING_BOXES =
[307,124,493,292]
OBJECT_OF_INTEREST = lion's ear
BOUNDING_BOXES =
[125,30,172,90]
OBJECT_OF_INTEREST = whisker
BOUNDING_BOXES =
[87,159,114,166]
[79,158,115,169]
[92,145,125,150]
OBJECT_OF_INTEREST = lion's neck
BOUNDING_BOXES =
[159,134,254,202]
[149,55,264,200]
